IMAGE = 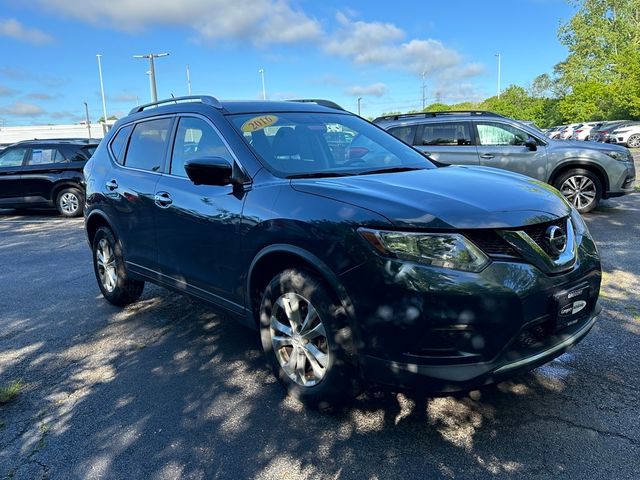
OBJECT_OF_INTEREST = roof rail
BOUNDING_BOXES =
[373,110,505,123]
[129,95,223,115]
[288,99,345,111]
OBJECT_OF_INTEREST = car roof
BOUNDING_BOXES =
[12,138,100,146]
[126,96,347,118]
[372,110,506,125]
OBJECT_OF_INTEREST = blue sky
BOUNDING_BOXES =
[0,0,576,125]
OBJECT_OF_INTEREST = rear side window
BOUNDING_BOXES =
[421,122,472,146]
[29,148,66,165]
[123,118,172,172]
[388,125,416,144]
[110,125,133,165]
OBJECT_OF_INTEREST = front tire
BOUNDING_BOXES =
[56,187,84,217]
[259,269,359,408]
[92,226,144,306]
[554,168,602,213]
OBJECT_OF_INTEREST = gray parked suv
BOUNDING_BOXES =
[374,111,636,212]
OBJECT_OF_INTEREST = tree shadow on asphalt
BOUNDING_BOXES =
[1,198,639,479]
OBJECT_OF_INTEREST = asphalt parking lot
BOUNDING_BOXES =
[1,160,639,480]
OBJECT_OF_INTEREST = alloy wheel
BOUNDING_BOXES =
[560,175,597,210]
[60,192,79,215]
[96,238,117,293]
[628,134,640,148]
[269,292,329,387]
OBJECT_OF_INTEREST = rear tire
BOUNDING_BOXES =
[92,226,144,306]
[56,187,84,217]
[554,168,602,213]
[259,269,359,408]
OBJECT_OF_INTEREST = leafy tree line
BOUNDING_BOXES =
[383,0,640,128]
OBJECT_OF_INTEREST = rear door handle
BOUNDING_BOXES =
[105,179,118,191]
[480,153,495,159]
[154,191,173,208]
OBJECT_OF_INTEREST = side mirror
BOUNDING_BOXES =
[524,137,538,151]
[184,156,233,186]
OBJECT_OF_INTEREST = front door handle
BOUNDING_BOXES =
[480,153,495,159]
[105,179,118,191]
[154,191,173,208]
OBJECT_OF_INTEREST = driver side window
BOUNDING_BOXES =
[476,122,529,147]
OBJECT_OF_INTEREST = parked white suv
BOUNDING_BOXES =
[570,122,601,141]
[610,124,640,148]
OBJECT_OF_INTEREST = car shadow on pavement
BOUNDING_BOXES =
[1,284,638,479]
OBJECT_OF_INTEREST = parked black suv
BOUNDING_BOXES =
[0,139,99,217]
[84,96,601,406]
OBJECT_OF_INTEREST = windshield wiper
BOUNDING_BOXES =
[356,166,425,176]
[286,171,356,179]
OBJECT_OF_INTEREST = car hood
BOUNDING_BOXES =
[290,166,571,229]
[548,138,628,152]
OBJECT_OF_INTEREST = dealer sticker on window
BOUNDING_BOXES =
[241,115,278,132]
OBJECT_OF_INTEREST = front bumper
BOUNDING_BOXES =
[362,302,600,392]
[340,233,602,392]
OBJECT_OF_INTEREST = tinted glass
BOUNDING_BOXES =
[229,112,433,177]
[476,122,529,146]
[110,124,133,165]
[124,118,172,172]
[0,147,27,167]
[388,126,416,144]
[171,117,234,177]
[29,148,65,165]
[421,122,472,146]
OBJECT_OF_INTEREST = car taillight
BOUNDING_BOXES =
[575,130,583,133]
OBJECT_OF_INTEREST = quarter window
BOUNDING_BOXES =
[170,117,234,177]
[124,118,172,172]
[421,122,472,146]
[110,125,133,165]
[476,122,530,146]
[0,147,27,167]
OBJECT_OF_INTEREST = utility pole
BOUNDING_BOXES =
[357,97,362,116]
[495,53,501,98]
[421,71,427,110]
[258,68,266,100]
[186,65,192,96]
[83,102,92,139]
[133,53,169,103]
[96,54,108,123]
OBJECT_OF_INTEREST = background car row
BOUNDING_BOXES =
[545,121,640,145]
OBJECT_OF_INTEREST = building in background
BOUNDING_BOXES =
[0,121,116,148]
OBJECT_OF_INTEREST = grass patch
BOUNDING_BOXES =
[0,380,23,404]
[625,305,640,322]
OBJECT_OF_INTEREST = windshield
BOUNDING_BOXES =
[229,112,434,177]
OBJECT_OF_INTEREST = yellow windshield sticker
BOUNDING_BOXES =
[241,115,278,132]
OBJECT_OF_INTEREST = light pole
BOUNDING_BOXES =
[258,68,266,100]
[186,65,192,96]
[495,53,501,98]
[96,54,108,123]
[133,53,169,103]
[357,97,362,116]
[421,71,427,110]
[83,102,92,139]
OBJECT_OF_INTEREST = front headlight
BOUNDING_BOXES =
[570,207,590,238]
[359,228,489,272]
[605,150,632,162]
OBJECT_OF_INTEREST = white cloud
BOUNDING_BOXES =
[0,101,45,116]
[0,18,53,45]
[0,85,19,97]
[346,83,388,97]
[26,92,57,100]
[35,0,321,45]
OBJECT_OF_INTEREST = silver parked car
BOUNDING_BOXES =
[374,111,636,213]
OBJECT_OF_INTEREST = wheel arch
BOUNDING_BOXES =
[51,181,84,204]
[85,210,117,246]
[548,160,609,194]
[246,244,360,354]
